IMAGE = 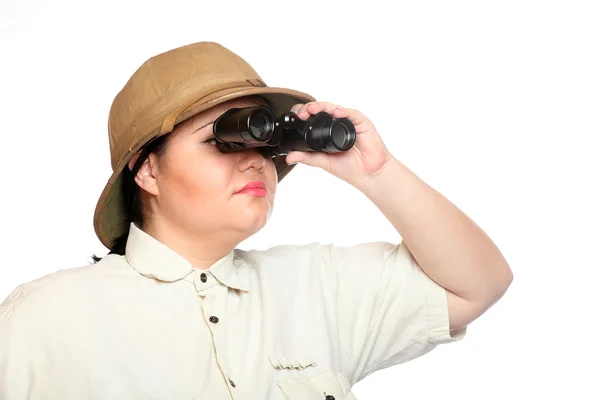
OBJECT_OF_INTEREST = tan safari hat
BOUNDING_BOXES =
[93,41,316,249]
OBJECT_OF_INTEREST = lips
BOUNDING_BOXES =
[235,180,267,196]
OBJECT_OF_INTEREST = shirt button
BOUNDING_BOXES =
[209,316,219,324]
[229,378,236,388]
[325,395,335,400]
[200,273,207,283]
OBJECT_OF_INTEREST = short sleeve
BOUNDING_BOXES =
[319,240,467,384]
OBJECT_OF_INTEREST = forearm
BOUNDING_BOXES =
[359,157,513,304]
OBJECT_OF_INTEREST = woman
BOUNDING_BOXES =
[0,42,513,399]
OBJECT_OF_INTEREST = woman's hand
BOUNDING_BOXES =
[285,101,394,189]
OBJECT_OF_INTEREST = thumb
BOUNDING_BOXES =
[285,151,331,171]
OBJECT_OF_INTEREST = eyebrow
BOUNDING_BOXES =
[190,120,215,138]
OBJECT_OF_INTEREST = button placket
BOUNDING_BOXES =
[201,285,240,397]
[202,292,220,329]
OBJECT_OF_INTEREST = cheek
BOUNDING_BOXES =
[160,152,234,208]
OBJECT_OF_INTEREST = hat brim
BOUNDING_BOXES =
[93,86,315,250]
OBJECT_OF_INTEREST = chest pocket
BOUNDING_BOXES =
[277,370,358,400]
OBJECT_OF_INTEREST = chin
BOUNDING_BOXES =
[238,207,270,233]
[231,194,273,230]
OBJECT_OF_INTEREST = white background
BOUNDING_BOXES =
[1,0,599,398]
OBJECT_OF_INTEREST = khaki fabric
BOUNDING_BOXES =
[0,224,465,399]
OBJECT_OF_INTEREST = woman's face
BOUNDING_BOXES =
[135,97,278,241]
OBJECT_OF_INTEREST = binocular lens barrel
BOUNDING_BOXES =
[213,106,275,143]
[331,121,353,150]
[212,106,356,155]
[295,112,355,153]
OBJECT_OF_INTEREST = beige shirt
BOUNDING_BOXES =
[0,222,466,399]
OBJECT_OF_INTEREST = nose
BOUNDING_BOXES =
[237,149,266,173]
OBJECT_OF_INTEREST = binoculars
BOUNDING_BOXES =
[210,105,356,157]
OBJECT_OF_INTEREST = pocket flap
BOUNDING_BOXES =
[269,355,318,370]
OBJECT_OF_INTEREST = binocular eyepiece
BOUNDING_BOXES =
[210,105,356,157]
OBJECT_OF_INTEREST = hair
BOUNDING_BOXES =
[91,133,170,263]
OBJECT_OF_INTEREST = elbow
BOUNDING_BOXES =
[488,262,514,305]
[501,263,514,293]
[475,262,514,308]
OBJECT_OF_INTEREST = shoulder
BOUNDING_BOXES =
[234,240,404,268]
[233,242,326,287]
[234,242,325,271]
[236,242,319,260]
[238,240,404,264]
[0,254,137,325]
[233,241,406,287]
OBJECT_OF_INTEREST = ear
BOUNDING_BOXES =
[131,152,161,197]
[127,150,142,171]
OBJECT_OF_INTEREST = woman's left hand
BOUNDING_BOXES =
[285,101,394,189]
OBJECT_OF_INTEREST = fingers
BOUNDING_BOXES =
[290,103,306,112]
[291,101,338,119]
[331,106,369,128]
[290,101,369,130]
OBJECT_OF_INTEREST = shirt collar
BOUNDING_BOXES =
[124,222,249,291]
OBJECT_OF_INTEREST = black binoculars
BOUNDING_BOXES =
[209,105,356,157]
